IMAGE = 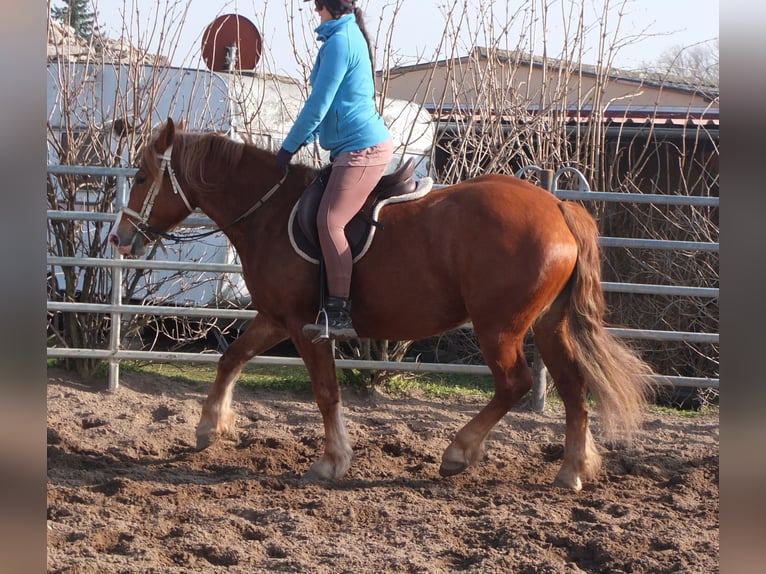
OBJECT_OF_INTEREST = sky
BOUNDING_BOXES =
[83,0,718,77]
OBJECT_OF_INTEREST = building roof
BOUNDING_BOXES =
[386,46,719,104]
[428,103,719,139]
[47,20,170,66]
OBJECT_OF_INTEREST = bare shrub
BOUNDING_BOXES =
[47,1,718,397]
[46,4,227,375]
[374,1,719,395]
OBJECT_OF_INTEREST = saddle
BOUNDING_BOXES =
[288,157,434,264]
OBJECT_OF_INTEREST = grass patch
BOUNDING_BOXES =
[97,361,499,399]
[377,371,495,399]
[649,403,719,418]
[47,360,718,417]
[118,361,315,393]
[74,361,496,399]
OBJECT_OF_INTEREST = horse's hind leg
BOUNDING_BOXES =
[440,335,532,477]
[196,313,287,450]
[532,302,601,491]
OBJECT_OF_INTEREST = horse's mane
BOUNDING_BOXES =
[145,131,276,191]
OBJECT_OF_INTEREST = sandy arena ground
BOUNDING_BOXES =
[47,366,718,573]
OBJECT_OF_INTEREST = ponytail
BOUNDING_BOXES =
[353,7,375,79]
[320,2,375,80]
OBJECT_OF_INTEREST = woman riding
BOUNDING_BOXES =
[275,0,393,340]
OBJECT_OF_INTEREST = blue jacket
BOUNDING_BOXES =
[281,14,390,158]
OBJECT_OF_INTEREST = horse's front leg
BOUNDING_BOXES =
[196,313,287,450]
[293,336,353,480]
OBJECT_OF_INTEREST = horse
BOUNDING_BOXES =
[108,118,654,491]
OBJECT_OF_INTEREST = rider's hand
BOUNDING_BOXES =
[275,147,294,176]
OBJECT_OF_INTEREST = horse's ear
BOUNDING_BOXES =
[177,117,186,131]
[154,118,177,153]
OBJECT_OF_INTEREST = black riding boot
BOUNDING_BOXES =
[303,296,358,342]
[325,295,355,329]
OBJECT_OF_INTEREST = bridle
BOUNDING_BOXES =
[117,144,288,244]
[119,144,192,227]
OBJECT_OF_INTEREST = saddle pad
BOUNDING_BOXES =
[288,177,434,264]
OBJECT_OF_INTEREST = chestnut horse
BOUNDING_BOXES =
[109,119,653,490]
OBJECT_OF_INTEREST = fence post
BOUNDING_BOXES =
[108,256,123,392]
[107,175,128,391]
[530,169,555,412]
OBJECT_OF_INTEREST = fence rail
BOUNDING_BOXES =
[46,165,719,401]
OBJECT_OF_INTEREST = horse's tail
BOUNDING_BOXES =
[558,201,655,441]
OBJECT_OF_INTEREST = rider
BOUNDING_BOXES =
[275,0,393,339]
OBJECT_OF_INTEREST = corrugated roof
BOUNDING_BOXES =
[427,104,719,131]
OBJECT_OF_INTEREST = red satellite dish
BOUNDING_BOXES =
[201,14,262,72]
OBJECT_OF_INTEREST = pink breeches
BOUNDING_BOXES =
[317,139,394,299]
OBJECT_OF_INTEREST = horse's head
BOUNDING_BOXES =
[108,118,194,256]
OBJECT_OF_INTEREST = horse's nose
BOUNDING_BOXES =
[108,232,121,248]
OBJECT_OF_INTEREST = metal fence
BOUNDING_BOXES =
[46,164,719,404]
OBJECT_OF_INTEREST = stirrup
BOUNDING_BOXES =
[303,308,331,343]
[302,308,358,344]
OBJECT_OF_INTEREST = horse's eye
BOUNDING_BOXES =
[135,174,147,185]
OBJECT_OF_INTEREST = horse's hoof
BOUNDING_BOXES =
[440,442,475,476]
[301,468,331,484]
[303,459,335,482]
[303,452,353,481]
[195,433,215,451]
[553,471,583,491]
[439,460,468,477]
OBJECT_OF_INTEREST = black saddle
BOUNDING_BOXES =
[290,158,418,262]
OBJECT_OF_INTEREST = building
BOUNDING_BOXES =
[378,47,718,182]
[381,47,718,110]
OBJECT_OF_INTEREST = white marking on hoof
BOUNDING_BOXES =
[554,466,583,491]
[195,410,236,451]
[305,457,335,481]
[303,450,353,482]
[440,443,472,477]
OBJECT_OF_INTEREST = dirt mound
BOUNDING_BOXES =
[47,367,718,573]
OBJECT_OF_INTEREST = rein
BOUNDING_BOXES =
[119,144,288,244]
